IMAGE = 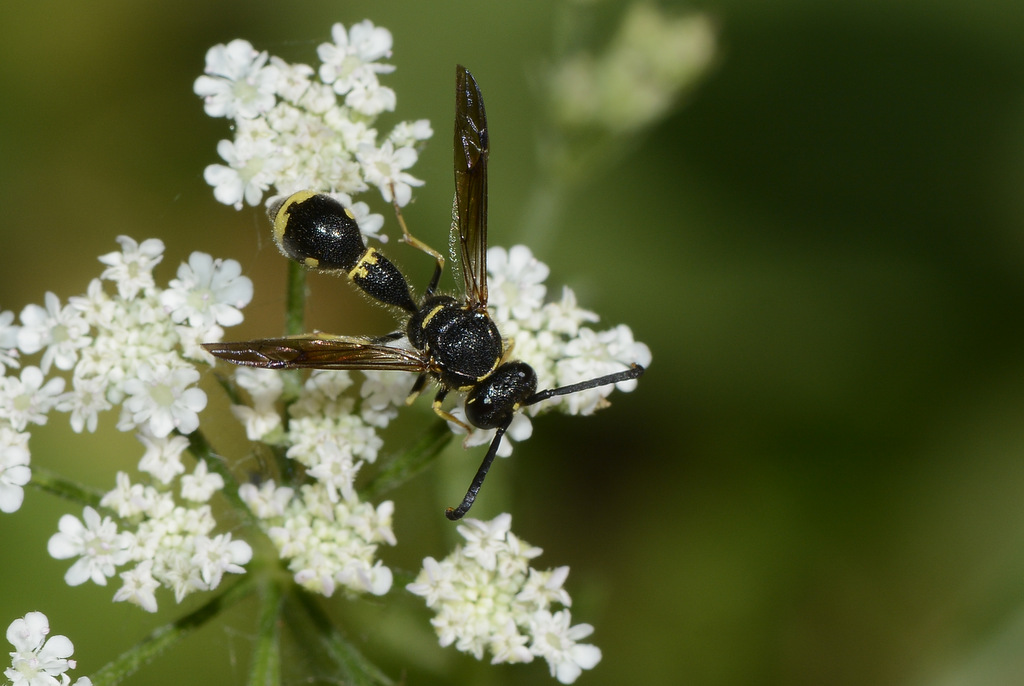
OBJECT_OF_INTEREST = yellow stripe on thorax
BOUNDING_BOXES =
[420,302,447,329]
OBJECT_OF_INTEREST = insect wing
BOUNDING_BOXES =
[452,65,489,309]
[202,334,429,372]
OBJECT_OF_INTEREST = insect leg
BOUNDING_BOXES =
[388,182,445,296]
[445,423,507,520]
[368,331,406,344]
[428,387,473,433]
[522,364,645,407]
[405,373,430,405]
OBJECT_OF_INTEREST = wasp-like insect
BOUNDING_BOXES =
[203,66,645,520]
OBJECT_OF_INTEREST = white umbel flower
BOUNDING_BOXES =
[4,611,91,686]
[0,366,64,432]
[159,252,254,330]
[356,141,424,206]
[195,39,280,120]
[317,20,396,98]
[0,309,20,369]
[528,610,602,684]
[119,362,207,437]
[251,482,396,597]
[0,427,30,514]
[180,460,225,503]
[113,560,160,613]
[47,506,133,587]
[97,235,165,300]
[17,292,91,374]
[482,243,651,425]
[196,22,430,211]
[407,514,601,683]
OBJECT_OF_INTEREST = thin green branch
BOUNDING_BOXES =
[248,576,283,686]
[211,368,245,406]
[87,575,257,685]
[285,588,394,686]
[284,259,307,338]
[361,419,453,500]
[281,259,307,409]
[182,428,252,518]
[29,465,106,510]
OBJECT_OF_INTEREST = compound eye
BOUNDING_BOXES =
[465,390,512,430]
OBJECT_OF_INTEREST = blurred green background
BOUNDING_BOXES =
[4,1,1024,685]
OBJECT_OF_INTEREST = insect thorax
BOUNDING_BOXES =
[409,295,503,388]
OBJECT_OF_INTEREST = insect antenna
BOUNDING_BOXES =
[444,424,507,521]
[443,363,645,521]
[523,364,645,407]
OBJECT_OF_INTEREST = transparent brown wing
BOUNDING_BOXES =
[202,334,429,372]
[452,64,489,309]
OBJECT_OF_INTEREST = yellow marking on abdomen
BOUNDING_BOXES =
[348,247,379,280]
[273,190,318,245]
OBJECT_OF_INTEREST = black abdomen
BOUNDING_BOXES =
[273,192,365,271]
[272,192,417,313]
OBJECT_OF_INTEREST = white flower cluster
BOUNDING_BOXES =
[232,366,409,597]
[195,20,432,214]
[451,244,652,456]
[240,480,396,597]
[0,236,255,611]
[5,611,92,686]
[49,467,251,613]
[548,4,716,134]
[0,236,252,512]
[407,514,601,684]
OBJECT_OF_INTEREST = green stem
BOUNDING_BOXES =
[285,588,394,686]
[182,428,252,520]
[361,419,453,500]
[281,259,307,406]
[211,369,244,406]
[284,259,307,338]
[29,465,106,510]
[87,575,256,685]
[248,576,283,686]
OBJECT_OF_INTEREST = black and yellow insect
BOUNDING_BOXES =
[203,66,645,520]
